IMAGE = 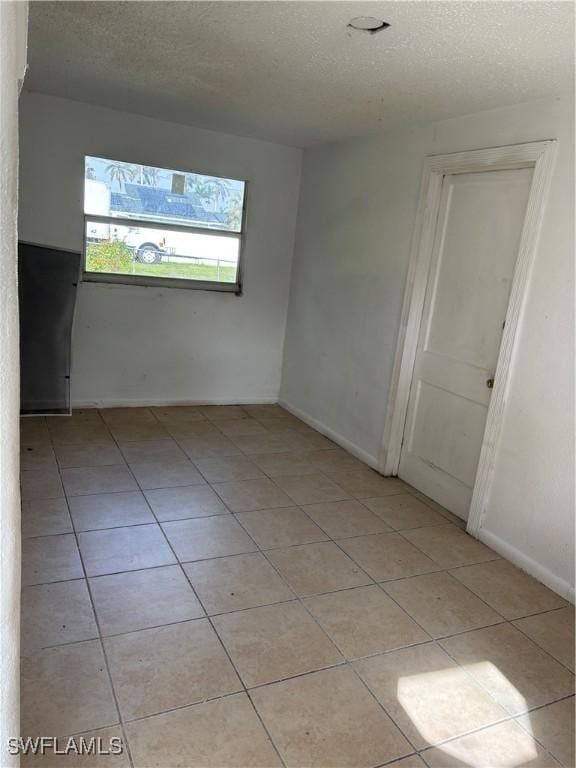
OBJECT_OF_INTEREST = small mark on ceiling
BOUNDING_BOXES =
[347,17,391,34]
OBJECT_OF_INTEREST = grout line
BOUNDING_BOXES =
[22,406,575,766]
[63,495,135,768]
[20,506,452,541]
[227,469,575,755]
[230,509,423,757]
[507,612,576,675]
[415,691,576,766]
[120,458,288,768]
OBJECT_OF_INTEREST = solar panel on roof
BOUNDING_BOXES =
[110,183,227,226]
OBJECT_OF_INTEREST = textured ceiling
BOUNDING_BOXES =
[25,1,574,147]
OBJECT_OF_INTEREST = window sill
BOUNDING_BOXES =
[81,271,242,294]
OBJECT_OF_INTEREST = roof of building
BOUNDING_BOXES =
[110,184,228,226]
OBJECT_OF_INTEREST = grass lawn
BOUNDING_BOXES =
[132,261,236,282]
[86,252,236,283]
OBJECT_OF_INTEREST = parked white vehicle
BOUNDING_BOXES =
[86,221,239,267]
[85,179,239,268]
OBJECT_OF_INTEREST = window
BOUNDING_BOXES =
[83,156,246,292]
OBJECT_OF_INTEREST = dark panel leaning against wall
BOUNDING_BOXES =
[19,242,81,414]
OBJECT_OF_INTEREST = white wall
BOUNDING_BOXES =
[281,97,574,598]
[19,92,301,406]
[0,2,28,763]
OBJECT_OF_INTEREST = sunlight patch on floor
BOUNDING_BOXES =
[397,662,536,767]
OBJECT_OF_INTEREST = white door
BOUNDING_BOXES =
[398,168,533,520]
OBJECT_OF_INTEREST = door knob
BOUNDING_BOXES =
[486,377,494,389]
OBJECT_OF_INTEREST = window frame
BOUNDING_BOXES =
[82,156,247,294]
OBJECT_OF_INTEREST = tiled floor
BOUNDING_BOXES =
[20,405,575,768]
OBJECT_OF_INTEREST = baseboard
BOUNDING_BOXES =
[479,528,575,603]
[278,398,380,471]
[71,396,279,408]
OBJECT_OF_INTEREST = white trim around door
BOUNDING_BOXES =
[379,140,557,537]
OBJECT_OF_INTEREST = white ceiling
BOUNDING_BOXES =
[25,1,574,147]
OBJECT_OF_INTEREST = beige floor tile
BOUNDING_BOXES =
[200,405,250,420]
[105,619,241,720]
[421,720,561,767]
[411,491,467,527]
[274,473,350,504]
[22,534,83,586]
[127,693,282,768]
[440,623,575,715]
[303,499,392,539]
[514,607,575,671]
[516,697,575,767]
[439,510,468,528]
[339,532,440,581]
[384,572,503,638]
[388,757,428,768]
[151,405,206,423]
[108,422,170,442]
[144,484,228,521]
[162,516,257,561]
[100,407,157,424]
[21,469,64,501]
[253,408,315,434]
[90,564,204,635]
[354,643,507,749]
[364,494,447,531]
[281,431,335,451]
[230,433,294,454]
[305,585,429,659]
[217,418,268,436]
[184,552,294,614]
[166,421,221,439]
[21,443,57,471]
[61,465,137,497]
[265,541,371,596]
[22,404,574,768]
[54,442,124,469]
[78,524,176,576]
[119,438,187,464]
[20,418,50,445]
[21,726,129,768]
[178,434,242,458]
[251,665,412,767]
[21,498,73,538]
[48,422,113,445]
[212,478,293,512]
[21,580,97,653]
[450,560,567,620]
[64,409,104,423]
[236,506,329,549]
[328,469,409,499]
[244,404,290,419]
[403,524,500,568]
[303,449,366,473]
[21,640,118,737]
[214,601,343,686]
[306,432,337,449]
[68,491,154,531]
[194,455,265,482]
[251,451,317,477]
[130,460,204,490]
[257,417,313,433]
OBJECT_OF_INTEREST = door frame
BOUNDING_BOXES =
[379,140,557,536]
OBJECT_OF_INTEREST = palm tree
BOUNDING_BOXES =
[227,192,244,230]
[105,162,137,190]
[142,167,162,186]
[186,175,231,209]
